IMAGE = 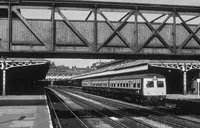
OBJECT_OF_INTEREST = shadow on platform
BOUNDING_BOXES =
[0,95,46,106]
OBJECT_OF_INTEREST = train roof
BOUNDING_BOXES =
[110,73,165,80]
[83,77,110,81]
[82,73,165,81]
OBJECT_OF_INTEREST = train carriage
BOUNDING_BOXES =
[81,73,166,105]
[82,78,109,94]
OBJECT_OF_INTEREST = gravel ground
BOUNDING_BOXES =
[86,118,115,128]
[132,116,172,128]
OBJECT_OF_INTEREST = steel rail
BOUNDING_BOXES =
[46,91,62,128]
[88,89,200,127]
[49,89,90,128]
[145,115,199,128]
[62,89,183,128]
[53,89,131,128]
[50,88,131,128]
[150,107,200,127]
[89,97,197,128]
[59,89,155,128]
[106,104,190,128]
[63,88,200,128]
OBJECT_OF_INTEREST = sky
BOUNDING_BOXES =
[74,0,200,6]
[21,0,200,67]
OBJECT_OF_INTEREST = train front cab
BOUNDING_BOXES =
[142,76,166,105]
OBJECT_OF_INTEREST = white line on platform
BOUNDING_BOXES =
[45,95,53,128]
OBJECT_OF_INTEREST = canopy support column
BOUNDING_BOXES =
[2,61,6,96]
[2,70,6,96]
[183,71,187,95]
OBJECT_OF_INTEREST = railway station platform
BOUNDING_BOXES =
[166,94,200,104]
[165,94,200,113]
[0,95,52,128]
[167,94,200,100]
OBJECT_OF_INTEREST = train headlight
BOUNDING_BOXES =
[153,76,158,81]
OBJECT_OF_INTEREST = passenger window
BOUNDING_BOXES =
[126,83,129,87]
[133,83,136,88]
[146,81,154,88]
[137,83,140,88]
[123,83,126,87]
[157,81,164,87]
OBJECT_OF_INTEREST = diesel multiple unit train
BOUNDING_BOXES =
[81,73,166,105]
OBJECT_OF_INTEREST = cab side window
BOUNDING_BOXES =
[157,81,164,87]
[133,82,136,88]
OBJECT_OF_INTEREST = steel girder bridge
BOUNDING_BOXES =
[1,0,200,59]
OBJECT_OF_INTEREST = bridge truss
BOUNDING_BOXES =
[0,0,200,59]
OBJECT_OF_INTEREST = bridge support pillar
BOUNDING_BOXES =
[183,71,187,95]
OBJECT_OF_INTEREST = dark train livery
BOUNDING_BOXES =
[81,73,166,105]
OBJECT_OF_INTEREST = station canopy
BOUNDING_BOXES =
[0,58,49,70]
[72,60,200,80]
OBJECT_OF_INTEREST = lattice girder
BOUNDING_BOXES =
[0,60,48,70]
[1,1,200,59]
[150,63,200,71]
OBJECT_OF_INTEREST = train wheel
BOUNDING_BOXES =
[124,96,131,101]
[141,98,150,106]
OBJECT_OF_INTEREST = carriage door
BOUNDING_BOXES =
[143,78,155,96]
[143,78,166,96]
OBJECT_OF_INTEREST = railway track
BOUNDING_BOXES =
[59,88,200,128]
[56,89,170,128]
[46,88,154,128]
[155,105,200,124]
[46,89,89,128]
[64,86,200,125]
